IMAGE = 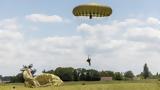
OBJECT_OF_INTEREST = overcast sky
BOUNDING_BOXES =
[0,0,160,76]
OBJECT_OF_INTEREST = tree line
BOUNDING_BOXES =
[43,68,135,81]
[1,63,160,83]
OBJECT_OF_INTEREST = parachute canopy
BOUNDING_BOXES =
[73,3,112,19]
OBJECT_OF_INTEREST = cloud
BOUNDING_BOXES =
[147,17,160,25]
[26,14,63,23]
[77,17,160,74]
[124,27,160,43]
[1,17,160,76]
[0,18,19,30]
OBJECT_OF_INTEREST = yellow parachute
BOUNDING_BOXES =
[22,68,63,88]
[73,3,112,19]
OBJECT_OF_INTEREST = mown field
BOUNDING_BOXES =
[1,80,160,90]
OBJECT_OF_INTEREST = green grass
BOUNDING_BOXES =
[1,80,160,90]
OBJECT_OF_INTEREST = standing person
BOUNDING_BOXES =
[22,67,40,88]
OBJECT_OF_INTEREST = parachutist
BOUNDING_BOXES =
[86,56,91,66]
[89,14,92,19]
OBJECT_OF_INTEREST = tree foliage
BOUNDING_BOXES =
[124,71,134,80]
[85,69,100,81]
[99,71,114,77]
[143,63,149,79]
[54,67,75,81]
[114,72,123,80]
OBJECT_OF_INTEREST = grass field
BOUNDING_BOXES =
[1,80,160,90]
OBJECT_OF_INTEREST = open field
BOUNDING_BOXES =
[0,80,160,90]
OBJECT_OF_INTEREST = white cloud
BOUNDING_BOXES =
[0,18,19,30]
[147,17,160,25]
[26,14,63,23]
[77,17,160,74]
[1,17,160,76]
[124,27,160,43]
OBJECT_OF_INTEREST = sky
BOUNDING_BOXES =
[0,0,160,76]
